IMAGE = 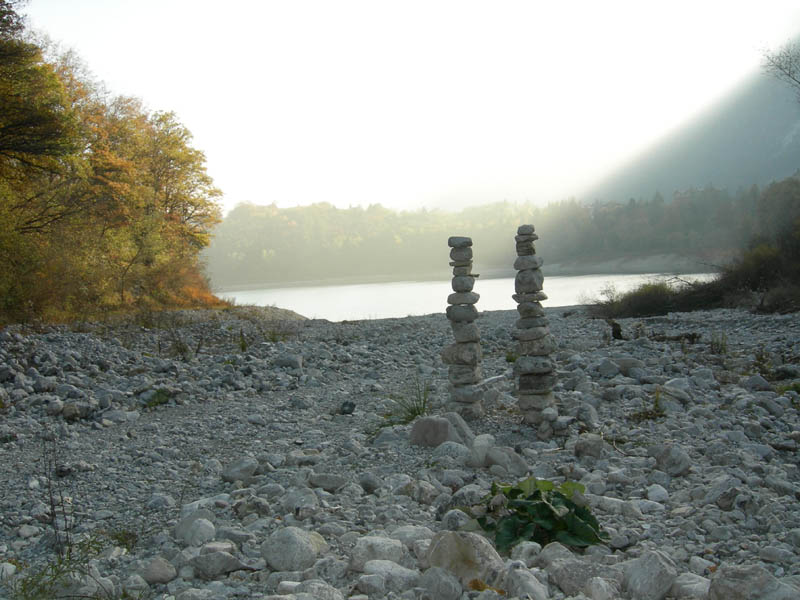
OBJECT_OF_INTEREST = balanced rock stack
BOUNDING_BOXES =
[512,224,559,439]
[441,236,484,419]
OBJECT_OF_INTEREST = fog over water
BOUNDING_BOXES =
[222,273,715,321]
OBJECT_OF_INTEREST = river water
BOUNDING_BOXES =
[219,273,714,321]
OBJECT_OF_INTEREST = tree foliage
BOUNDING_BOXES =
[204,180,788,289]
[0,3,222,324]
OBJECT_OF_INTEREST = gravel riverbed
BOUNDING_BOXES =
[0,305,799,600]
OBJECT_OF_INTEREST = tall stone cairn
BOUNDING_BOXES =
[441,236,484,419]
[512,224,558,439]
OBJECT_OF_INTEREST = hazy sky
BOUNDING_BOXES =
[24,1,800,215]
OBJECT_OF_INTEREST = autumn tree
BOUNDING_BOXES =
[0,0,223,322]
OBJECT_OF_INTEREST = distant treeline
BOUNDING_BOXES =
[205,176,800,289]
[0,2,222,323]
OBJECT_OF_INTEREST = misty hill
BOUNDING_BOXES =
[203,184,773,290]
[582,73,800,202]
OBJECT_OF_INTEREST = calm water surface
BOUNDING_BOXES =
[221,273,714,322]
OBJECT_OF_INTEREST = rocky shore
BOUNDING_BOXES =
[1,305,799,600]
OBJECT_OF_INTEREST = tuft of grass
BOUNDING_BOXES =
[710,331,728,354]
[505,350,518,363]
[385,374,432,425]
[777,381,800,395]
[629,388,666,423]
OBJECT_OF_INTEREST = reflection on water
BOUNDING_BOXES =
[221,273,715,322]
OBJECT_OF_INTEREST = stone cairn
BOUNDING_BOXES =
[441,236,484,419]
[512,224,559,439]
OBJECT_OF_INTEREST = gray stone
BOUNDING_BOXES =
[485,446,529,477]
[389,525,435,547]
[623,550,678,600]
[518,392,556,411]
[649,444,692,477]
[516,335,557,356]
[450,247,473,262]
[274,353,303,369]
[670,572,711,599]
[441,411,475,447]
[447,292,480,305]
[708,563,799,600]
[451,276,476,293]
[513,326,550,342]
[427,531,505,587]
[441,342,481,366]
[447,365,482,385]
[419,566,462,600]
[739,373,772,391]
[175,509,216,546]
[510,287,547,302]
[122,574,150,595]
[189,551,250,580]
[363,559,420,592]
[350,536,405,572]
[515,269,545,294]
[646,484,669,503]
[450,321,481,343]
[517,301,545,318]
[261,526,327,571]
[446,304,478,322]
[516,241,536,255]
[514,255,544,271]
[518,373,557,393]
[518,224,535,235]
[140,556,177,584]
[505,563,549,600]
[597,358,620,378]
[549,557,612,596]
[410,417,463,447]
[574,433,608,458]
[294,579,345,600]
[584,576,621,600]
[447,236,472,248]
[514,356,554,375]
[441,509,471,531]
[449,384,484,405]
[308,471,348,492]
[221,456,259,483]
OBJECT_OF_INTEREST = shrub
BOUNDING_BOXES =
[467,477,609,554]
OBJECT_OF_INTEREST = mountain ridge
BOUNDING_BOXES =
[581,71,800,202]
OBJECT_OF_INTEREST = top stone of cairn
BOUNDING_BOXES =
[517,224,535,235]
[448,236,473,248]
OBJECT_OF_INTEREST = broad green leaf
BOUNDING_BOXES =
[559,480,585,498]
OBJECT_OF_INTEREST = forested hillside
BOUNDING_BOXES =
[0,1,222,323]
[205,179,799,289]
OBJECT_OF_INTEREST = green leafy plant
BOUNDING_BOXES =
[5,535,113,600]
[777,381,800,395]
[505,350,518,363]
[468,477,609,554]
[144,388,170,410]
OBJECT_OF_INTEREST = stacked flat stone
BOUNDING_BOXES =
[441,236,483,419]
[511,224,558,439]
